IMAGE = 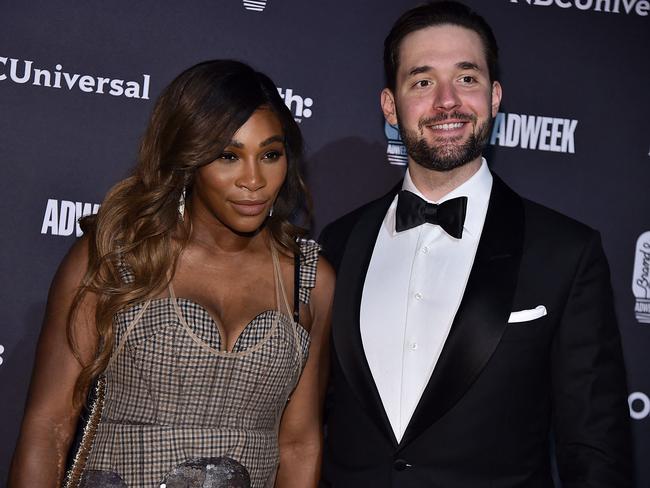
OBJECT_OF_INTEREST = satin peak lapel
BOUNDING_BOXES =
[330,190,398,448]
[398,175,525,450]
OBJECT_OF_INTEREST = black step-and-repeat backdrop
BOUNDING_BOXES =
[1,0,648,485]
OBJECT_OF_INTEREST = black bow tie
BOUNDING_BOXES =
[395,191,467,238]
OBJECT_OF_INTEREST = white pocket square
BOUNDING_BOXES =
[508,305,547,323]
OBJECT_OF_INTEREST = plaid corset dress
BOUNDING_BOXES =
[75,240,319,488]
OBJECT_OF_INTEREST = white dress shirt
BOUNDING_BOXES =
[360,158,493,441]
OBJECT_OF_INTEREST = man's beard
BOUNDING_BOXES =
[398,111,493,172]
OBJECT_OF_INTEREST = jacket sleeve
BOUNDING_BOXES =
[318,215,357,274]
[551,230,634,487]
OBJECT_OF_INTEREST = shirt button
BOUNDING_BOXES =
[422,246,429,254]
[414,292,423,300]
[409,342,418,351]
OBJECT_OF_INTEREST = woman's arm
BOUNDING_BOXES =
[9,238,98,488]
[275,257,334,488]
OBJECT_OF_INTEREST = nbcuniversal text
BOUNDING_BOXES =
[0,55,315,123]
[1,56,151,99]
[510,0,649,15]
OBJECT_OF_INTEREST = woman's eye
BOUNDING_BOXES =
[218,152,238,161]
[263,150,283,161]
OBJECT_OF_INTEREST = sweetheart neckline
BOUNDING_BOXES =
[121,296,308,354]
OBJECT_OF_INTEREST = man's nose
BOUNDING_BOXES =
[433,81,461,111]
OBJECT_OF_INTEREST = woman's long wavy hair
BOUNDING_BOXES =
[69,60,309,406]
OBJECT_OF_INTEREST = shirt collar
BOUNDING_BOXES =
[392,157,493,238]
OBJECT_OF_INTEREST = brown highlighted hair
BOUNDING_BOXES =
[384,1,500,91]
[69,60,309,404]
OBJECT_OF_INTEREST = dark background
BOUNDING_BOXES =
[1,0,648,485]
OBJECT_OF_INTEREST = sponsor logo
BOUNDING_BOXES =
[509,0,649,16]
[633,231,650,323]
[277,87,313,123]
[490,112,578,153]
[385,121,408,166]
[243,0,268,11]
[41,198,100,237]
[629,392,650,420]
[0,344,4,366]
[0,56,151,99]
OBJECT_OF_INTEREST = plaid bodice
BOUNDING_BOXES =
[79,239,320,488]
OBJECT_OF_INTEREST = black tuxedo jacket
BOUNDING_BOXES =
[318,175,633,488]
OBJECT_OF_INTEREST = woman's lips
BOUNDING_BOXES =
[230,200,268,216]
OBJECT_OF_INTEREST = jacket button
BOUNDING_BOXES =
[393,459,411,471]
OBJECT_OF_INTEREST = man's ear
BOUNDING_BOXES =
[381,88,398,126]
[491,81,502,118]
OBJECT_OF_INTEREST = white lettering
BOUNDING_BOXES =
[277,87,314,120]
[491,113,577,153]
[561,119,578,153]
[284,88,303,117]
[33,68,51,87]
[520,115,543,149]
[109,79,124,96]
[74,202,97,236]
[96,77,110,94]
[490,112,506,145]
[63,72,80,90]
[10,58,32,83]
[594,0,612,11]
[550,118,563,152]
[622,0,638,13]
[78,75,95,92]
[538,117,553,151]
[40,199,59,235]
[142,74,150,100]
[53,64,62,88]
[504,113,521,147]
[42,199,101,236]
[511,0,647,13]
[124,81,141,98]
[0,55,152,100]
[58,200,76,236]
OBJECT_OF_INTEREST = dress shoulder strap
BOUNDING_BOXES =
[116,252,135,284]
[296,238,321,306]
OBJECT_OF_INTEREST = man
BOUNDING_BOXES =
[319,2,633,487]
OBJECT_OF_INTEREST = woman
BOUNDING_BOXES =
[9,60,334,488]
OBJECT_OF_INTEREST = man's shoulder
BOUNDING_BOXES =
[521,196,597,244]
[493,173,597,245]
[318,188,397,271]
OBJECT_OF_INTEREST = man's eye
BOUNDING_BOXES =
[415,80,432,88]
[460,75,476,84]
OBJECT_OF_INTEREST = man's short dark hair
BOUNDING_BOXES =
[384,1,500,91]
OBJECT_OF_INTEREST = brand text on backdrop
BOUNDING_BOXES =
[510,0,649,15]
[0,56,151,99]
